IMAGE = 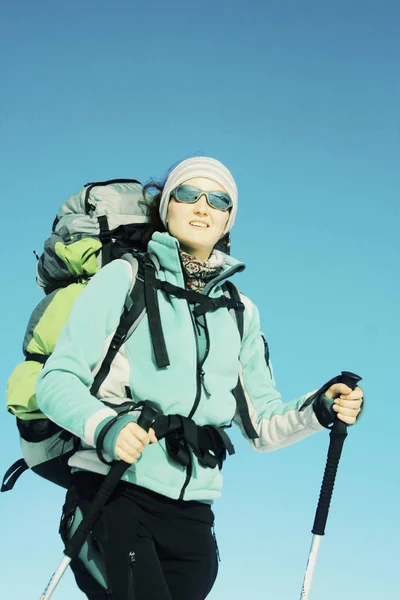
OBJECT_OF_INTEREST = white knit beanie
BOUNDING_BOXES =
[159,157,238,232]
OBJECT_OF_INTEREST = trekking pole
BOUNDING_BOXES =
[39,402,160,600]
[300,370,362,600]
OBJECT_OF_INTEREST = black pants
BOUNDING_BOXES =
[61,472,219,600]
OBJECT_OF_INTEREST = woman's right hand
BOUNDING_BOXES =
[115,422,158,464]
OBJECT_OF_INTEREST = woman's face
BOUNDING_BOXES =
[166,177,230,261]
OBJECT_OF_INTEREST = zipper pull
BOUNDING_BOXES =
[200,369,211,396]
[128,550,136,599]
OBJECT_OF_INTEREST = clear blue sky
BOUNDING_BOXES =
[1,0,399,598]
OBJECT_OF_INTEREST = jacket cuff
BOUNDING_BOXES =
[312,393,336,428]
[94,414,137,462]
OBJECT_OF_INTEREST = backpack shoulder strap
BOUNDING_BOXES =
[222,281,259,440]
[222,280,244,339]
[90,253,147,397]
[142,255,170,368]
[90,249,172,396]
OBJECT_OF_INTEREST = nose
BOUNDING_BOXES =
[194,193,209,214]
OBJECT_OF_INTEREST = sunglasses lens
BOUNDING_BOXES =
[208,192,232,211]
[173,185,200,203]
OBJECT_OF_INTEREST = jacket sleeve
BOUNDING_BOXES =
[35,259,136,448]
[233,296,324,451]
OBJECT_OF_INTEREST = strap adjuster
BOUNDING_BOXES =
[110,331,126,350]
[234,300,245,312]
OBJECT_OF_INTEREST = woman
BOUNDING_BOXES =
[36,156,363,600]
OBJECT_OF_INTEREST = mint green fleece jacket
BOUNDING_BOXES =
[36,232,324,502]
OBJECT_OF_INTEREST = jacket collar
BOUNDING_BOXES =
[147,232,245,282]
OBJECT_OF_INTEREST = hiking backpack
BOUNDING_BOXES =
[2,178,258,493]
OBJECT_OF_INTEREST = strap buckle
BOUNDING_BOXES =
[233,300,245,312]
[110,331,126,350]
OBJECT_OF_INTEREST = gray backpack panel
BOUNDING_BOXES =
[37,180,150,292]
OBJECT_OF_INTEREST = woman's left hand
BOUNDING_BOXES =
[324,384,363,425]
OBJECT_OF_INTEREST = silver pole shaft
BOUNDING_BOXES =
[300,534,322,600]
[39,556,71,600]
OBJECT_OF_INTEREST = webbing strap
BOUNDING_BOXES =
[157,280,205,304]
[193,295,245,317]
[90,274,146,397]
[98,216,112,266]
[143,260,170,368]
[222,280,244,338]
[25,353,48,364]
[157,415,192,467]
[1,459,29,492]
[154,414,235,470]
[222,282,260,439]
[157,280,245,317]
[232,380,259,440]
[94,406,235,471]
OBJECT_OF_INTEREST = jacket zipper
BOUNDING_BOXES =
[188,314,210,419]
[178,264,243,500]
[179,306,210,500]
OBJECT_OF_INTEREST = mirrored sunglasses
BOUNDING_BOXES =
[171,185,233,211]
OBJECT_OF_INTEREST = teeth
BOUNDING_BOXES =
[190,221,208,228]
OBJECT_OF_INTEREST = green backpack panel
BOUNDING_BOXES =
[7,283,86,420]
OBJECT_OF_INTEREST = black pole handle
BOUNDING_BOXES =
[64,402,159,560]
[312,371,362,535]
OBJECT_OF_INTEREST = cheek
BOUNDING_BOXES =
[166,201,189,229]
[218,212,230,232]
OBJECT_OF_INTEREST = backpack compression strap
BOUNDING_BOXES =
[98,215,112,266]
[1,459,29,493]
[83,179,142,267]
[83,179,142,214]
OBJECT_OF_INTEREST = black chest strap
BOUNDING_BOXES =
[147,276,245,369]
[156,280,245,317]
